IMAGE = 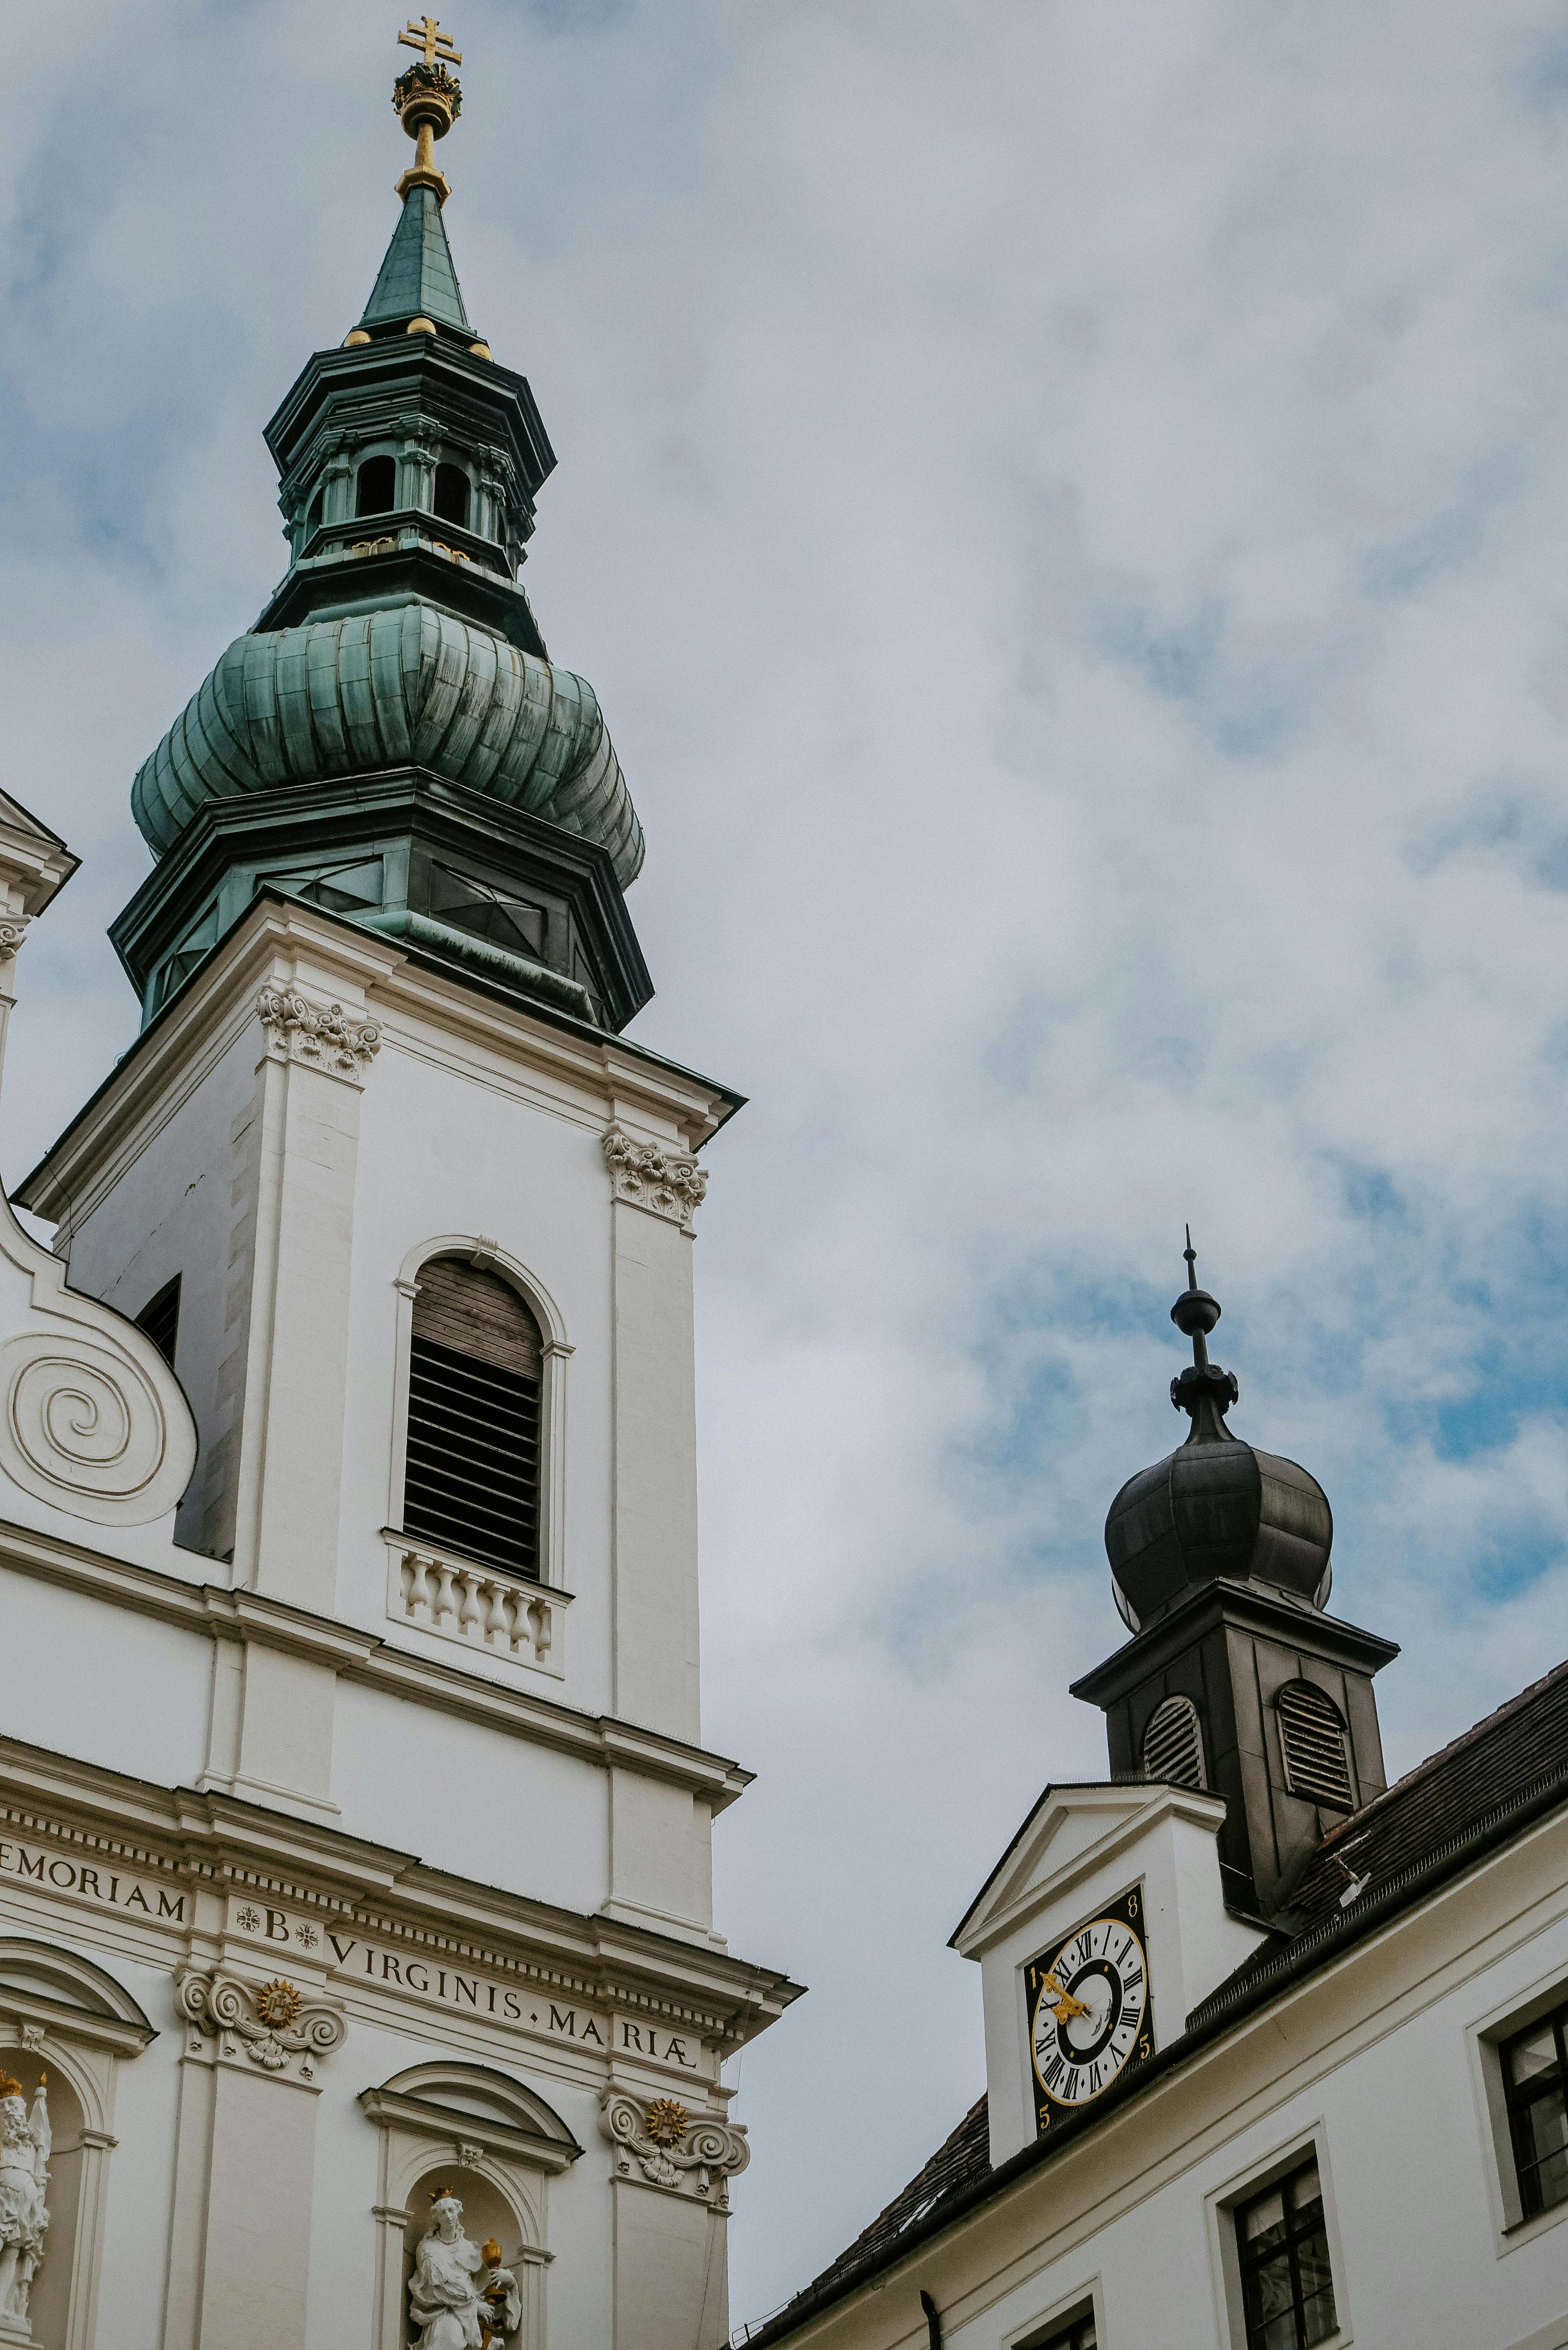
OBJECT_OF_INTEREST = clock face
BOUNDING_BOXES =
[1026,1884,1152,2133]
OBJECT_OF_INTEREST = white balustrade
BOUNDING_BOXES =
[384,1534,569,1678]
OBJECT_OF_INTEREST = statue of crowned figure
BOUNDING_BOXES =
[0,2070,50,2337]
[408,2188,521,2349]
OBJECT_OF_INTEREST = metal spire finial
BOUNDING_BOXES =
[1168,1228,1238,1438]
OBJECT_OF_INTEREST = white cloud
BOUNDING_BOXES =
[5,0,1568,2323]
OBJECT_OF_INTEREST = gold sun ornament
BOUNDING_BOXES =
[644,2098,689,2148]
[255,1979,302,2030]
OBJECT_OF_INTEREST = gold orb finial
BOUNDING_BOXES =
[343,329,372,347]
[406,317,437,335]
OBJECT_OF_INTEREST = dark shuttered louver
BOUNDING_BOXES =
[1140,1693,1206,1790]
[135,1274,182,1370]
[1277,1681,1354,1810]
[403,1257,542,1580]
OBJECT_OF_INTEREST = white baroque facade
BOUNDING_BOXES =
[0,760,795,2345]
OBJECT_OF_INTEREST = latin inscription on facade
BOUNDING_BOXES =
[224,1896,701,2069]
[0,1834,186,1923]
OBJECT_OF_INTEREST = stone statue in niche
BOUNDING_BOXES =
[0,2071,49,2336]
[408,2189,520,2349]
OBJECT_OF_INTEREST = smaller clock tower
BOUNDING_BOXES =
[953,1242,1399,2169]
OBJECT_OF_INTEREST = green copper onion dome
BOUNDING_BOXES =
[113,32,654,1037]
[1103,1237,1333,1633]
[131,607,643,887]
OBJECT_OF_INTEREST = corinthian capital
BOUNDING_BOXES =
[258,986,382,1082]
[601,1126,708,1233]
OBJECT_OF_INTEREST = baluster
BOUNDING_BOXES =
[459,1572,484,1640]
[406,1552,432,1623]
[433,1563,457,1626]
[485,1581,509,1648]
[529,1596,552,1663]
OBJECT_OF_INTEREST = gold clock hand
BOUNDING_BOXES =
[1039,1970,1090,2022]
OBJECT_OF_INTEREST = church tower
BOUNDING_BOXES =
[1071,1240,1398,1920]
[0,26,796,2350]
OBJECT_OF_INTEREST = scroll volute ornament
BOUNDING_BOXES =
[0,1208,197,1530]
[177,1969,345,2083]
[598,2088,748,2205]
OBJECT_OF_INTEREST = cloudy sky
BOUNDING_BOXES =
[9,0,1568,2326]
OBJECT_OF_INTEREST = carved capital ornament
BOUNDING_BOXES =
[258,986,383,1081]
[601,1127,708,1233]
[598,2090,748,2206]
[177,1969,345,2083]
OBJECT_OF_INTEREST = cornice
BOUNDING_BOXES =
[0,1733,801,2048]
[1069,1577,1400,1709]
[0,1514,753,1809]
[17,894,741,1222]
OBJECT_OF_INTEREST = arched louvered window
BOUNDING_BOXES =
[306,487,324,533]
[1140,1693,1206,1790]
[1276,1681,1354,1811]
[403,1257,542,1580]
[433,463,470,528]
[356,454,397,517]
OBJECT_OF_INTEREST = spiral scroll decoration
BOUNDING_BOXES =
[176,1969,345,2083]
[0,1331,194,1526]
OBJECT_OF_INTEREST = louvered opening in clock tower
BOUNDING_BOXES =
[1140,1693,1206,1790]
[403,1257,543,1580]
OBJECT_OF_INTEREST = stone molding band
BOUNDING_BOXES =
[601,1127,708,1232]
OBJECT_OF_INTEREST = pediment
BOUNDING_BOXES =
[951,1779,1223,1959]
[0,1936,157,2049]
[362,2062,582,2170]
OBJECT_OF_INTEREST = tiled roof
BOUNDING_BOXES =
[748,1652,1568,2343]
[1288,1652,1568,1928]
[790,2098,991,2306]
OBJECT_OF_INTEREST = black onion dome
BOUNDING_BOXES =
[1105,1439,1332,1631]
[1104,1240,1333,1632]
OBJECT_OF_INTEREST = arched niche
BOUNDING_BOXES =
[0,1937,156,2350]
[360,2063,581,2350]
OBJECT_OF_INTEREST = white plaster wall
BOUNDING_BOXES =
[0,1566,210,1789]
[335,1034,616,1719]
[330,1678,610,1914]
[958,1908,1568,2350]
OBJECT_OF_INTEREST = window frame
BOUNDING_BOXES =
[1006,2279,1102,2350]
[1205,2126,1352,2350]
[387,1237,571,1596]
[1469,1966,1568,2255]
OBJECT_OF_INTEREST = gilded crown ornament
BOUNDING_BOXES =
[393,15,464,205]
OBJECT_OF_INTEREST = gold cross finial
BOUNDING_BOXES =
[398,15,461,69]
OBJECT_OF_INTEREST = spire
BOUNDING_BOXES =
[1168,1225,1240,1444]
[358,189,471,333]
[352,18,473,340]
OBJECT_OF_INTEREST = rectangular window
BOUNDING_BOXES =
[1501,1997,1568,2221]
[1022,2318,1095,2350]
[1234,2157,1338,2350]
